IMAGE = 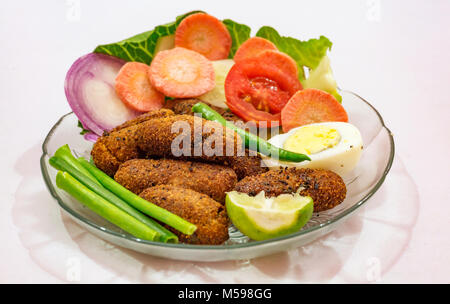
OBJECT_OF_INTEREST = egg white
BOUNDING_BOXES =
[263,122,363,176]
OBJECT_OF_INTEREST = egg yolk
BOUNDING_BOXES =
[283,125,341,155]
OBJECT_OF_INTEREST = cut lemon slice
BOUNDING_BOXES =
[225,191,313,241]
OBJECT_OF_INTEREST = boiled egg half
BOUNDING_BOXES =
[263,122,363,176]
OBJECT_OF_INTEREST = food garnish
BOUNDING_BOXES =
[224,56,302,126]
[50,154,177,243]
[53,144,99,184]
[75,11,343,135]
[64,53,140,136]
[281,88,348,132]
[191,102,310,162]
[56,171,160,241]
[148,47,215,98]
[94,11,204,64]
[175,13,232,60]
[255,27,332,81]
[225,191,313,241]
[115,62,165,112]
[221,19,251,57]
[253,50,299,81]
[265,122,363,176]
[302,56,342,102]
[233,37,278,63]
[197,59,235,108]
[78,158,198,236]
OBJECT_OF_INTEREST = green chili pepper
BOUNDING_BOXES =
[191,102,311,163]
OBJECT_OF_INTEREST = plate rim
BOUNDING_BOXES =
[40,90,395,251]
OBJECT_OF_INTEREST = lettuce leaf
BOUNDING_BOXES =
[77,120,90,135]
[256,26,332,81]
[222,19,251,58]
[93,13,341,101]
[302,56,342,102]
[93,11,203,64]
[256,26,340,100]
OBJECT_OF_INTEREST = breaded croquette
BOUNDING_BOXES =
[136,114,244,164]
[163,101,270,179]
[92,109,267,179]
[91,126,140,176]
[114,158,237,202]
[226,152,268,180]
[139,185,229,245]
[164,98,241,122]
[91,109,174,176]
[109,108,174,132]
[234,167,346,212]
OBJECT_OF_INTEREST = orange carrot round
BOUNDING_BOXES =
[175,13,231,60]
[234,37,278,63]
[115,62,165,112]
[148,47,215,98]
[253,49,299,80]
[281,88,348,132]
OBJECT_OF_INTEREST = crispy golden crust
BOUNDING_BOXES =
[226,152,269,180]
[164,98,241,122]
[91,109,174,176]
[91,125,141,176]
[90,136,123,177]
[109,109,174,132]
[114,158,237,203]
[234,167,347,212]
[139,185,229,245]
[163,100,270,179]
[136,115,243,164]
[92,108,267,180]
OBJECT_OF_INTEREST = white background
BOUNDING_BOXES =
[0,0,449,283]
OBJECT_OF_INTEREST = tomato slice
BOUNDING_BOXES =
[224,59,302,127]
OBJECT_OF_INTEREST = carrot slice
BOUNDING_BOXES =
[281,88,348,132]
[254,50,299,80]
[175,13,232,60]
[234,37,278,63]
[148,47,215,98]
[115,62,164,112]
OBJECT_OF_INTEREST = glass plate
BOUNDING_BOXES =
[40,90,394,261]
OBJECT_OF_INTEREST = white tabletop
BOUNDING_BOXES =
[1,0,449,283]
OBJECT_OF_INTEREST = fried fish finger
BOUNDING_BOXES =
[114,158,237,203]
[139,185,229,245]
[234,167,346,212]
[91,109,174,176]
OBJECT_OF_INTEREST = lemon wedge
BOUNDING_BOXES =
[225,191,313,241]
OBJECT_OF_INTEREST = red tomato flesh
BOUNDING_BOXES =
[225,59,302,127]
